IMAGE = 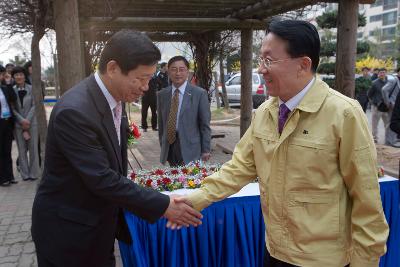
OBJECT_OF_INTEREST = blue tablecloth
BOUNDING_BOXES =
[119,179,399,267]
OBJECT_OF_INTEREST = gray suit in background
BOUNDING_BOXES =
[12,84,40,180]
[157,83,211,165]
[382,75,400,146]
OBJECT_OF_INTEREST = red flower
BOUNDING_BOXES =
[202,173,208,178]
[145,179,152,187]
[162,177,172,185]
[131,123,141,139]
[182,168,188,174]
[157,179,162,185]
[171,169,179,175]
[130,171,136,180]
[154,169,164,175]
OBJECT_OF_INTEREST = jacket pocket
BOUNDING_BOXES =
[57,207,100,227]
[287,192,339,253]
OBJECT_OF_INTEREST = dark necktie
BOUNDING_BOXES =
[278,103,291,134]
[18,89,27,108]
[167,89,180,144]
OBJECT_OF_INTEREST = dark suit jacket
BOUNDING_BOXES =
[390,93,400,134]
[31,75,170,267]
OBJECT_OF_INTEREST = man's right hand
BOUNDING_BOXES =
[21,119,31,130]
[163,195,202,230]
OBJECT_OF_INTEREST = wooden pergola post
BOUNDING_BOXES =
[240,29,253,137]
[335,0,358,98]
[54,0,85,95]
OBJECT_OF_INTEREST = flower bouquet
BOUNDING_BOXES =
[128,162,220,192]
[377,166,385,178]
[127,122,141,146]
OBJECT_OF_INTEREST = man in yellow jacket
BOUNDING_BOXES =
[169,20,389,267]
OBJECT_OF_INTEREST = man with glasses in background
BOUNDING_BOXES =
[171,20,388,267]
[157,56,211,166]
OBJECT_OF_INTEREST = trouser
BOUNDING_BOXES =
[263,247,349,267]
[14,126,40,180]
[371,105,390,143]
[0,118,14,183]
[141,98,157,130]
[386,109,399,145]
[167,133,184,167]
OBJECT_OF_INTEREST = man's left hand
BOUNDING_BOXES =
[201,152,211,162]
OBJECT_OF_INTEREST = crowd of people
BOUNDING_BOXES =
[356,66,400,147]
[0,61,41,186]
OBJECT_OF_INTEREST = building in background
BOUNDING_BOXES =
[358,0,399,58]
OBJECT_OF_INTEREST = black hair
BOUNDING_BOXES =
[168,56,189,69]
[268,19,320,73]
[24,61,32,70]
[99,30,161,75]
[160,62,167,68]
[361,67,370,71]
[5,63,15,68]
[11,66,26,77]
[379,68,387,72]
[0,65,5,73]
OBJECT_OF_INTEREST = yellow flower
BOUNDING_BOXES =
[188,180,195,188]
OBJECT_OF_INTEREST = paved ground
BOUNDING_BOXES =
[0,105,397,267]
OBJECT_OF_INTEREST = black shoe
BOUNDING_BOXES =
[0,181,11,187]
[29,177,38,181]
[22,178,30,181]
[152,128,158,131]
[10,180,18,184]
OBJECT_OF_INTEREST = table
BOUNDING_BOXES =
[119,176,399,267]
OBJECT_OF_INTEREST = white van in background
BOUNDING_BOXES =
[222,73,268,108]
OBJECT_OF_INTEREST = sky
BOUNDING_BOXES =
[0,30,191,71]
[0,30,56,70]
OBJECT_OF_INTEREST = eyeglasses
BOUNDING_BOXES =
[258,57,295,69]
[169,67,188,73]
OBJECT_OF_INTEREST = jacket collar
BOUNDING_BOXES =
[264,77,329,114]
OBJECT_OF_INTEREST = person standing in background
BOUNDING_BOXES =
[141,74,158,132]
[157,56,211,166]
[355,67,371,112]
[367,68,389,143]
[382,67,400,147]
[0,65,17,186]
[11,66,40,181]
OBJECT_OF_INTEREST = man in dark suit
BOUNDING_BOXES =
[157,56,211,166]
[0,65,17,186]
[31,30,202,267]
[141,74,158,132]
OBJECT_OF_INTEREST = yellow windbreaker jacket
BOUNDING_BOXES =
[187,78,389,267]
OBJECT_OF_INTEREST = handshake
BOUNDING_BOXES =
[163,195,202,230]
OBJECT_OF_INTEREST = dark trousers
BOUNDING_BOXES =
[167,134,184,167]
[0,118,14,183]
[141,98,157,130]
[263,247,349,267]
[36,251,57,267]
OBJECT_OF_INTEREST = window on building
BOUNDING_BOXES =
[357,32,364,38]
[370,14,382,22]
[371,0,383,7]
[382,27,396,40]
[382,11,398,25]
[383,0,397,10]
[382,42,396,56]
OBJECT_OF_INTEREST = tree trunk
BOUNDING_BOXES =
[54,0,85,95]
[214,71,221,108]
[335,0,358,98]
[31,31,47,174]
[219,49,230,111]
[240,29,253,137]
